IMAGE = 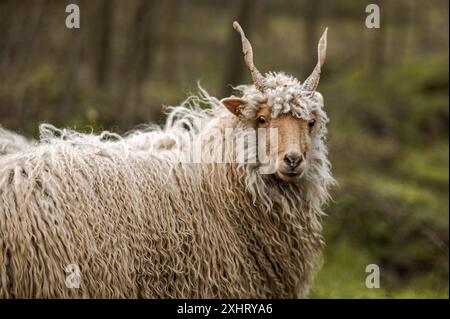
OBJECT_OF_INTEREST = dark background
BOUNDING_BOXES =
[0,0,448,298]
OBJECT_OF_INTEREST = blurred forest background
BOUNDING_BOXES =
[0,0,448,298]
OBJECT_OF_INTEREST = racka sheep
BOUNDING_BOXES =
[0,126,33,156]
[0,22,334,298]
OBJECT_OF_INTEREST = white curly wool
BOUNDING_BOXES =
[233,72,329,141]
[0,126,34,156]
[0,85,334,298]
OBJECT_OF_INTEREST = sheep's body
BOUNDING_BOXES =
[0,87,333,298]
[0,126,33,156]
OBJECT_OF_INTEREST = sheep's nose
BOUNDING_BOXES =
[283,152,303,168]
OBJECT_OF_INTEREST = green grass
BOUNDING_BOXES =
[311,240,449,299]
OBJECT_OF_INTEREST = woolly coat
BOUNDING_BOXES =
[0,88,333,298]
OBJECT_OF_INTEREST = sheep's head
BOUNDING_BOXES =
[221,21,328,183]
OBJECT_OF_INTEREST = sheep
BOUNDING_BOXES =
[0,126,33,156]
[0,22,334,298]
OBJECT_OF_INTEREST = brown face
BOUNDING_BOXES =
[221,97,317,183]
[256,104,316,182]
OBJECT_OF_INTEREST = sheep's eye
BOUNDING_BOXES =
[258,116,267,125]
[308,119,316,128]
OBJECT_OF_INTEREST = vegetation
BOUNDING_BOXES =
[0,0,448,298]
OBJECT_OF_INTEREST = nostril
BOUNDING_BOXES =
[284,153,302,167]
[283,154,292,164]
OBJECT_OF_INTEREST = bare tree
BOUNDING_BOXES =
[116,0,158,124]
[222,0,259,97]
[161,0,180,83]
[95,0,114,88]
[369,0,387,76]
[302,0,321,76]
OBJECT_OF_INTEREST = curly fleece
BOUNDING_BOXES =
[0,82,334,298]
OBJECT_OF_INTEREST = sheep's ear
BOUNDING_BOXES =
[312,91,324,105]
[221,97,247,116]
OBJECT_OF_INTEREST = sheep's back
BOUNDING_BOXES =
[0,141,267,298]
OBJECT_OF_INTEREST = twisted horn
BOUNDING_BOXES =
[302,28,328,94]
[233,21,267,92]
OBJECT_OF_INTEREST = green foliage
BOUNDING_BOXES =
[310,240,448,298]
[0,1,448,298]
[28,64,65,101]
[311,52,449,298]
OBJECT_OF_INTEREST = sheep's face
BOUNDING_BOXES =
[225,21,328,182]
[255,103,316,182]
[222,89,324,183]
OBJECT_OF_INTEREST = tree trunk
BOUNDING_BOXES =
[95,0,113,88]
[302,0,321,77]
[222,0,258,97]
[116,0,158,125]
[161,0,180,83]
